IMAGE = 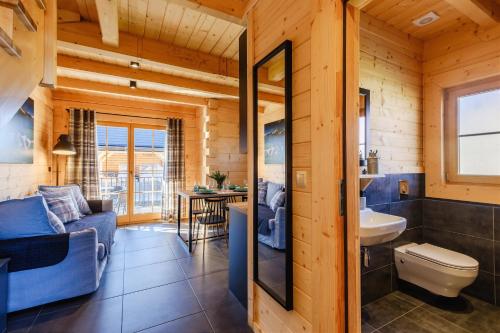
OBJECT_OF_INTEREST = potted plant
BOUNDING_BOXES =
[208,170,227,190]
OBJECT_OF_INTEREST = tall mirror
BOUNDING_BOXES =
[359,88,370,160]
[253,40,293,310]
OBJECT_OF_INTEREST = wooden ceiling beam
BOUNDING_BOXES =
[56,76,209,106]
[348,0,375,9]
[56,54,283,103]
[444,0,500,26]
[57,54,239,98]
[95,0,119,46]
[58,22,239,79]
[52,89,199,114]
[170,0,247,23]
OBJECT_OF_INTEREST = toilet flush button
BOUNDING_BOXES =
[400,259,405,264]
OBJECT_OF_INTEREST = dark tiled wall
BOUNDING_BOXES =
[362,173,500,307]
[422,199,500,305]
[361,173,424,305]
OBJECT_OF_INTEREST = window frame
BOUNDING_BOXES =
[444,76,500,186]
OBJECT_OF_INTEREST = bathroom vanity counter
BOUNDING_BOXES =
[227,202,248,308]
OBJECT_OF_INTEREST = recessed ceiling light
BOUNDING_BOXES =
[129,80,137,89]
[412,11,440,27]
[130,61,140,69]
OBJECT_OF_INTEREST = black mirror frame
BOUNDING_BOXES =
[359,87,370,160]
[252,40,293,311]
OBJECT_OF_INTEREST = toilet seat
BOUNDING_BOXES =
[406,243,478,271]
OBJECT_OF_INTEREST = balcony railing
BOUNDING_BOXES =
[99,171,164,215]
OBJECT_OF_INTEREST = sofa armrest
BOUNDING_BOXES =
[87,199,113,213]
[0,233,70,272]
[270,207,286,250]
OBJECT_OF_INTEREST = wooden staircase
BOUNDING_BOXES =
[0,0,56,117]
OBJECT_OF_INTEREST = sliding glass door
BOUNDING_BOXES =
[97,122,166,224]
[133,127,166,217]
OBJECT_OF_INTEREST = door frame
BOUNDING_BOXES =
[97,120,166,225]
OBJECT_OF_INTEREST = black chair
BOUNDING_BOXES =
[191,198,206,239]
[195,197,227,255]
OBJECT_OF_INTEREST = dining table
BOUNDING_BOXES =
[176,189,248,252]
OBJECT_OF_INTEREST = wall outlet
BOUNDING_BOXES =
[399,180,409,196]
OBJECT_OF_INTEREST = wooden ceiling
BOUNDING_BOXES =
[360,0,500,40]
[58,0,245,59]
[54,0,252,106]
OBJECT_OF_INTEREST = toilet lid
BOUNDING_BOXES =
[406,243,479,270]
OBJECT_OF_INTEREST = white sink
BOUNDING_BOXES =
[360,208,407,246]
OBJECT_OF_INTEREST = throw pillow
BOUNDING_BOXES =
[257,181,268,205]
[270,190,286,212]
[33,194,66,234]
[47,210,66,234]
[0,196,56,240]
[266,182,284,207]
[41,193,80,223]
[39,185,92,215]
[39,188,82,217]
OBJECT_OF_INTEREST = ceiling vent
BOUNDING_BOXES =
[412,12,440,27]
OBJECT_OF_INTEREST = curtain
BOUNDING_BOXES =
[66,109,100,199]
[161,118,185,221]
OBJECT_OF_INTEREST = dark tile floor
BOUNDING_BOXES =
[362,288,500,333]
[7,222,252,333]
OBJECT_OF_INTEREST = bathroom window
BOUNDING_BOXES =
[445,76,500,185]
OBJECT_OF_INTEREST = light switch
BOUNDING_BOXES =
[296,171,307,189]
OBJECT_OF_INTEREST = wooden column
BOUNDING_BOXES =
[310,0,345,332]
[346,3,361,333]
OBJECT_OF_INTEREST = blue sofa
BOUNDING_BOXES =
[0,195,116,313]
[257,181,286,250]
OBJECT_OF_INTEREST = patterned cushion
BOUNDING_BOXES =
[41,193,80,223]
[39,185,91,215]
[257,181,268,205]
[47,210,66,233]
[270,190,286,212]
[266,182,284,207]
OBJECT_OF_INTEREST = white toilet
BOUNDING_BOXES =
[394,243,479,297]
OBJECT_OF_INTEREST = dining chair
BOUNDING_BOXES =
[194,197,228,255]
[191,198,206,239]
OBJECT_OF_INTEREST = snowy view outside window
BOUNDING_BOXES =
[458,88,500,176]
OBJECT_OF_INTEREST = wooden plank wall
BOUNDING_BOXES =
[0,87,54,200]
[423,23,500,204]
[51,92,204,190]
[246,0,346,332]
[205,99,247,185]
[359,12,424,174]
[247,0,313,332]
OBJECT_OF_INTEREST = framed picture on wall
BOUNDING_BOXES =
[264,119,285,165]
[0,98,35,164]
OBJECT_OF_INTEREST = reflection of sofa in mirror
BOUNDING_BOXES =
[257,180,286,249]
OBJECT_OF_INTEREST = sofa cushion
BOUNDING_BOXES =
[0,196,56,240]
[39,185,91,216]
[265,182,284,207]
[270,190,286,212]
[257,204,275,236]
[257,181,268,205]
[41,193,80,224]
[65,211,116,256]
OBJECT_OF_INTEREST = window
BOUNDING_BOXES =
[445,77,500,185]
